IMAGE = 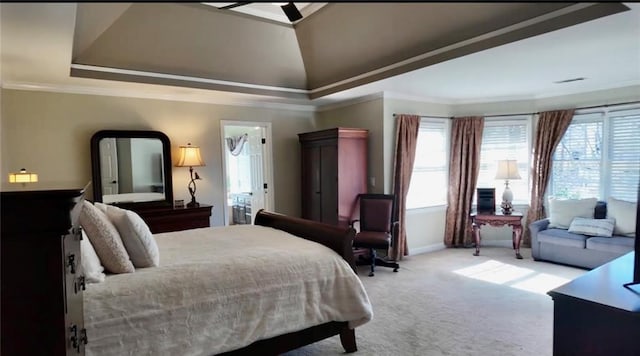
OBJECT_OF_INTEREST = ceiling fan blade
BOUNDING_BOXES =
[219,2,252,10]
[281,2,303,22]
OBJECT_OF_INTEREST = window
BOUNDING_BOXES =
[406,118,448,209]
[550,107,640,202]
[476,117,530,205]
[551,113,603,199]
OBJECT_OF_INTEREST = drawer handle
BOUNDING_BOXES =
[74,276,86,294]
[67,254,76,274]
[69,324,80,352]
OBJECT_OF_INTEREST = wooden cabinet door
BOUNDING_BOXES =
[319,144,338,225]
[301,144,321,221]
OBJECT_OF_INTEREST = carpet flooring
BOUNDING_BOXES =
[285,245,586,356]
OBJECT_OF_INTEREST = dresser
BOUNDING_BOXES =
[127,204,213,233]
[299,128,368,227]
[1,183,89,355]
[548,252,640,355]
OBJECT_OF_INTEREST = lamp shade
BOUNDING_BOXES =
[9,168,38,183]
[495,160,521,180]
[176,143,205,167]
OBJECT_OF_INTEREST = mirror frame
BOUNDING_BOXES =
[90,129,174,208]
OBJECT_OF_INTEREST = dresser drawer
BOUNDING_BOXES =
[133,204,212,233]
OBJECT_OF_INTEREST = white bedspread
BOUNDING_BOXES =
[84,225,373,355]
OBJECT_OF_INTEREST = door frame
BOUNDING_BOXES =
[220,120,275,226]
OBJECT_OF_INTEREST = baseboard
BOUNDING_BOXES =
[409,243,446,256]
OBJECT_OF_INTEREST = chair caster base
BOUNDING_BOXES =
[393,268,399,272]
[368,272,374,277]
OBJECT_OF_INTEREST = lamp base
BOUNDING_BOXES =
[187,199,200,208]
[501,201,513,215]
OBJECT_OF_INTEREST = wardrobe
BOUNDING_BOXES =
[298,128,368,227]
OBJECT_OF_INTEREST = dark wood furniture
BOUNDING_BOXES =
[351,193,400,276]
[220,209,359,355]
[1,183,89,356]
[548,252,640,356]
[127,203,212,233]
[470,211,524,259]
[298,127,368,227]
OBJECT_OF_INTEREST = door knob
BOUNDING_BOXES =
[111,180,117,184]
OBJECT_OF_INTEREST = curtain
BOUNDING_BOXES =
[523,109,575,245]
[226,133,249,156]
[390,114,421,260]
[444,116,484,247]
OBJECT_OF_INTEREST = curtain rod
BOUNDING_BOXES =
[392,100,640,119]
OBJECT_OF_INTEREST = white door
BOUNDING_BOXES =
[221,121,274,226]
[99,138,119,195]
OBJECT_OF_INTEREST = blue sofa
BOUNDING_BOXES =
[529,202,635,269]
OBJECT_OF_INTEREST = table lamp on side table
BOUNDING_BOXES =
[495,159,521,214]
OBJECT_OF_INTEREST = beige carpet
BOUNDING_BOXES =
[285,245,586,356]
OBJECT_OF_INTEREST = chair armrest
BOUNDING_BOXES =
[350,219,360,228]
[529,218,549,260]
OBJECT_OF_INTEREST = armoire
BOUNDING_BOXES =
[298,127,368,227]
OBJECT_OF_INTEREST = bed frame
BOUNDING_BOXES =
[217,210,359,355]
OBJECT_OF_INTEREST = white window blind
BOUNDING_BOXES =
[551,107,640,203]
[477,118,530,204]
[406,119,448,209]
[551,113,603,199]
[608,109,640,202]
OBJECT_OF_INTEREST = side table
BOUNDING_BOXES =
[470,211,524,259]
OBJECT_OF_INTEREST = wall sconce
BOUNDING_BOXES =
[176,143,205,207]
[495,160,521,214]
[8,168,39,185]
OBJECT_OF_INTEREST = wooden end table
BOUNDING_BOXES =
[470,211,524,259]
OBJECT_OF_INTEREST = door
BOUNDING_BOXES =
[99,138,119,195]
[220,121,274,226]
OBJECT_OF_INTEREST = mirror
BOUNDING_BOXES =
[91,130,173,207]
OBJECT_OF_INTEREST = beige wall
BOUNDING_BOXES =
[315,97,384,193]
[0,89,315,226]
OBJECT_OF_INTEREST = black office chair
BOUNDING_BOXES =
[351,194,400,277]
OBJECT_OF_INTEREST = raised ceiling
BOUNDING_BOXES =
[2,3,639,110]
[69,3,630,100]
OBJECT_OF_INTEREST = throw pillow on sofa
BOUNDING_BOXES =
[606,197,637,237]
[548,197,598,229]
[568,217,615,237]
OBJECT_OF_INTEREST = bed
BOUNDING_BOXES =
[83,210,373,355]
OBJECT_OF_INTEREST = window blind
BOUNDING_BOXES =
[407,119,448,209]
[608,109,640,202]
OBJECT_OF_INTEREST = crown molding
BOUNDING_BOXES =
[1,81,317,112]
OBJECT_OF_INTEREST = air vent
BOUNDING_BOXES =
[554,77,586,84]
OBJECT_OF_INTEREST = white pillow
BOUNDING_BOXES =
[79,200,135,274]
[568,217,615,237]
[80,230,106,283]
[95,203,160,268]
[548,198,598,229]
[606,197,637,237]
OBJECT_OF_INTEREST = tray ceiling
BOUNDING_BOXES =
[70,2,630,101]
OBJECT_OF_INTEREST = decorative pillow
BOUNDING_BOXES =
[79,200,135,274]
[95,203,160,268]
[80,230,106,283]
[548,198,598,229]
[606,197,637,237]
[568,217,615,237]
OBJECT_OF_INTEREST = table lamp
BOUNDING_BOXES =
[176,143,205,207]
[495,159,521,214]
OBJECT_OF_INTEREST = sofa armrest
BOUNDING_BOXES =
[529,218,550,260]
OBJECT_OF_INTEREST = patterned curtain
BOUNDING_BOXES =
[523,109,575,245]
[444,116,484,247]
[390,114,421,260]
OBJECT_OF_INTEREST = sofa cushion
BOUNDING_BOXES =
[568,217,615,237]
[606,197,637,237]
[537,229,588,248]
[586,236,635,254]
[548,198,598,229]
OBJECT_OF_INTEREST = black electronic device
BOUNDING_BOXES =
[477,188,496,213]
